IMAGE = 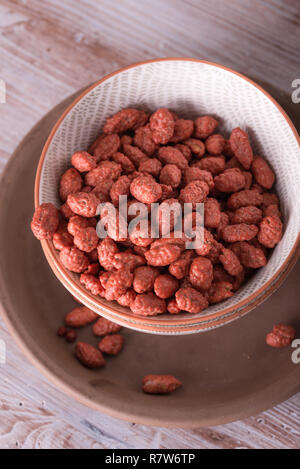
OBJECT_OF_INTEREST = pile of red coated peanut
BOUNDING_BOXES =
[55,300,295,394]
[57,303,182,394]
[31,107,284,315]
[31,107,296,393]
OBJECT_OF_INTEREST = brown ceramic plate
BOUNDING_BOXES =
[0,91,299,428]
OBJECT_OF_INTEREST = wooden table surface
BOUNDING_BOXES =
[0,0,299,449]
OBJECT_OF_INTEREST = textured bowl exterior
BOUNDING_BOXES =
[35,58,300,335]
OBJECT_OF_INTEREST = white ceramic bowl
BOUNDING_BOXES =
[35,58,300,335]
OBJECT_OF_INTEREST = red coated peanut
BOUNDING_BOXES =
[139,158,162,178]
[59,246,89,273]
[214,168,246,193]
[117,289,137,307]
[205,134,225,155]
[204,198,221,228]
[231,241,267,268]
[258,215,283,248]
[251,156,275,189]
[65,306,99,327]
[75,342,105,369]
[92,183,112,201]
[262,192,279,208]
[208,281,234,304]
[222,223,258,242]
[112,152,135,174]
[195,228,215,256]
[223,139,234,158]
[71,151,97,173]
[98,334,124,356]
[150,108,175,144]
[67,192,99,217]
[169,250,193,279]
[104,268,133,301]
[150,234,186,251]
[80,273,104,296]
[157,198,182,235]
[142,375,182,394]
[225,156,243,170]
[206,239,223,264]
[133,266,159,293]
[193,156,226,175]
[159,164,182,188]
[194,116,218,139]
[213,265,233,284]
[82,185,92,193]
[120,135,133,146]
[158,146,188,171]
[243,171,253,190]
[37,107,283,320]
[60,201,75,219]
[31,203,59,240]
[97,238,119,271]
[167,299,181,314]
[216,212,230,239]
[219,247,243,276]
[145,244,182,266]
[74,226,98,252]
[189,256,213,291]
[175,287,208,313]
[170,119,194,143]
[132,110,149,130]
[160,183,176,201]
[227,190,263,210]
[93,134,120,161]
[65,329,77,343]
[88,133,105,154]
[133,125,157,156]
[123,143,148,168]
[112,251,145,271]
[53,222,73,250]
[230,127,253,169]
[99,271,112,289]
[184,138,206,157]
[232,269,245,292]
[175,143,192,162]
[184,167,214,190]
[130,292,166,316]
[85,161,122,186]
[110,175,131,206]
[231,205,263,225]
[266,324,296,348]
[130,175,162,203]
[154,274,179,299]
[99,207,127,243]
[103,108,142,134]
[179,180,209,209]
[85,262,99,275]
[59,168,83,201]
[92,317,122,336]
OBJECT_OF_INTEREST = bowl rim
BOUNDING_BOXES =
[34,57,300,334]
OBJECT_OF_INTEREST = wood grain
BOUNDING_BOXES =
[0,0,299,449]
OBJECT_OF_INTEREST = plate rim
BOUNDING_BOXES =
[0,85,299,428]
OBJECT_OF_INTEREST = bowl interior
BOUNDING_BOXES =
[38,59,300,328]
